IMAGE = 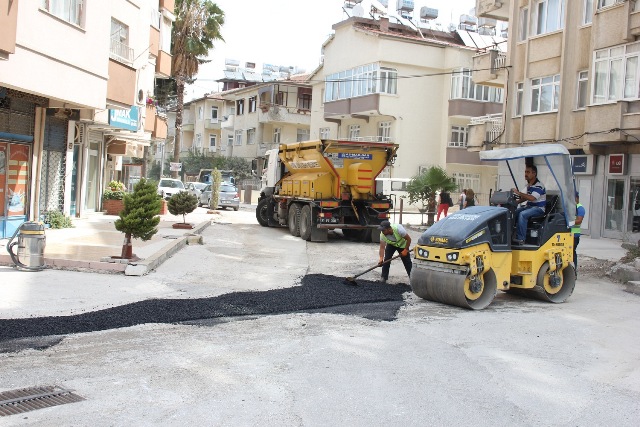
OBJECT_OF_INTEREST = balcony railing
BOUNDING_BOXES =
[110,38,133,64]
[493,52,506,73]
[470,113,503,145]
[340,136,393,143]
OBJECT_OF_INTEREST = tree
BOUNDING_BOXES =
[114,178,162,259]
[171,0,225,179]
[209,169,222,210]
[167,192,198,224]
[406,166,458,226]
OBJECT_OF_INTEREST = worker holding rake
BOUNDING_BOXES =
[378,220,412,284]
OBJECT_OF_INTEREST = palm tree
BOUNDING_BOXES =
[171,0,224,178]
[406,166,458,225]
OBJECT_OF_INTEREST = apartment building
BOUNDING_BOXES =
[472,0,640,241]
[167,77,313,179]
[309,16,503,204]
[0,0,173,237]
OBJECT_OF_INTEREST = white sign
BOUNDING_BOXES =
[170,162,182,172]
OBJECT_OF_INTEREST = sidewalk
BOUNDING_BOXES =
[0,208,219,276]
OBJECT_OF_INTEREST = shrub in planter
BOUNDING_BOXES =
[43,210,74,229]
[167,191,198,225]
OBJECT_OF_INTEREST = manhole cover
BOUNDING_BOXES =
[0,386,85,417]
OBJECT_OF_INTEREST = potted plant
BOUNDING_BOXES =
[167,191,198,229]
[407,166,457,226]
[114,178,162,259]
[103,185,126,215]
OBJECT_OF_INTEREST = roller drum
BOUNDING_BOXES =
[410,267,497,310]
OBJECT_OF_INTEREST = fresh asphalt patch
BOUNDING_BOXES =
[0,274,410,352]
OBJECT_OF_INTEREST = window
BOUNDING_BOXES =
[298,93,312,110]
[448,126,468,148]
[198,107,203,120]
[450,68,503,102]
[210,106,218,121]
[515,82,524,116]
[593,43,640,104]
[530,75,560,113]
[247,128,256,145]
[324,63,398,102]
[320,127,330,139]
[236,99,244,115]
[227,134,233,147]
[297,128,310,142]
[209,135,217,151]
[583,0,593,25]
[518,7,529,41]
[275,92,286,106]
[273,128,281,144]
[248,96,257,113]
[577,71,589,109]
[234,130,242,145]
[110,19,133,63]
[532,0,564,36]
[452,172,480,194]
[378,122,391,142]
[41,0,84,27]
[598,0,623,9]
[195,134,202,148]
[348,125,360,140]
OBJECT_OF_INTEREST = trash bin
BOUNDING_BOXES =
[7,221,47,271]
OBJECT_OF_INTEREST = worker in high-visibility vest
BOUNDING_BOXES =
[572,192,586,277]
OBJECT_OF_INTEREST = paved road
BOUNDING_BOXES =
[1,208,639,426]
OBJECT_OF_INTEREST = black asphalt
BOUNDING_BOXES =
[0,274,410,351]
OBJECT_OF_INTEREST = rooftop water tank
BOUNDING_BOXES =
[397,0,414,13]
[420,6,438,20]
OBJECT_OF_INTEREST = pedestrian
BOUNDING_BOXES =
[377,220,412,284]
[459,189,467,210]
[437,190,453,221]
[464,189,476,208]
[572,192,585,276]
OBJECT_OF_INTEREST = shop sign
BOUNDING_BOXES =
[571,155,594,175]
[608,154,626,175]
[109,106,139,131]
[169,162,182,172]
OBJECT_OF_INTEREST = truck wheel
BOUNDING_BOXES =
[288,204,301,236]
[256,198,269,227]
[299,205,313,241]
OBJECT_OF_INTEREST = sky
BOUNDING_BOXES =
[185,0,478,101]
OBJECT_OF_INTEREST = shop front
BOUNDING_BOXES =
[602,154,640,242]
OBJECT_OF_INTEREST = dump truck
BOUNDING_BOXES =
[256,139,399,242]
[410,144,577,310]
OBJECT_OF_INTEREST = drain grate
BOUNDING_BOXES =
[0,386,85,417]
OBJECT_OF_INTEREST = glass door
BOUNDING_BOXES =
[85,143,99,212]
[628,178,640,241]
[604,178,625,239]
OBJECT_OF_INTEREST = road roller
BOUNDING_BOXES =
[410,144,577,310]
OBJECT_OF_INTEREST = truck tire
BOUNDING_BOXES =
[256,198,270,227]
[299,205,313,241]
[288,204,301,236]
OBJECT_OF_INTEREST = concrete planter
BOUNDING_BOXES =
[172,223,194,229]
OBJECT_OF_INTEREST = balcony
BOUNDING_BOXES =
[475,0,509,21]
[153,116,167,139]
[258,105,311,125]
[155,50,172,78]
[109,38,133,65]
[149,26,160,57]
[160,0,175,13]
[468,113,503,152]
[472,50,506,87]
[0,0,18,60]
[204,118,221,130]
[592,0,636,49]
[221,114,234,129]
[323,94,380,120]
[182,123,194,132]
[106,59,136,107]
[584,101,640,150]
[144,106,157,132]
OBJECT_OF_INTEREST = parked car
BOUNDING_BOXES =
[185,182,208,199]
[199,184,240,211]
[157,178,185,200]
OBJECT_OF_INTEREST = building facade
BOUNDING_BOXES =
[473,0,640,241]
[309,16,503,205]
[0,0,173,237]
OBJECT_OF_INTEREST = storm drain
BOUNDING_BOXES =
[0,386,85,417]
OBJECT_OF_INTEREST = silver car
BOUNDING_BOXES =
[199,184,240,211]
[185,182,208,199]
[157,178,185,200]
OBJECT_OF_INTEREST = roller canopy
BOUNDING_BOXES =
[479,144,569,161]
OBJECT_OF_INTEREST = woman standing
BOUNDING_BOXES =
[464,189,476,208]
[437,190,452,221]
[459,189,467,210]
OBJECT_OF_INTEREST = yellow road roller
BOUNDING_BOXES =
[410,144,577,309]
